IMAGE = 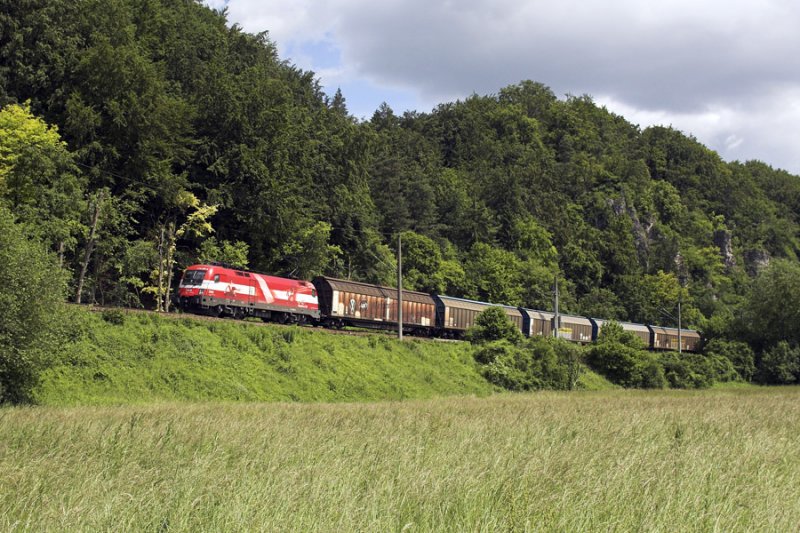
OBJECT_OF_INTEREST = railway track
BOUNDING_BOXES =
[68,303,458,342]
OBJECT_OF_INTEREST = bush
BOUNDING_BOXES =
[476,341,543,391]
[585,341,666,389]
[466,307,523,345]
[474,337,583,391]
[0,208,69,403]
[597,320,645,349]
[703,339,755,381]
[659,352,713,389]
[756,341,800,385]
[101,308,126,325]
[706,353,740,383]
[474,340,517,365]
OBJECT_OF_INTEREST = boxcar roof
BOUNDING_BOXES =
[316,277,435,304]
[593,319,650,333]
[436,296,522,317]
[520,308,555,320]
[649,326,700,338]
[620,322,650,333]
[558,314,592,327]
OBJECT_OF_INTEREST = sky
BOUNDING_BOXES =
[205,0,800,175]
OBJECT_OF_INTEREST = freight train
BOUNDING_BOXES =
[175,263,700,352]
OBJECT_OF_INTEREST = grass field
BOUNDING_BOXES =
[2,387,799,531]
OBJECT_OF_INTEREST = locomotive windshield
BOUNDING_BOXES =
[182,269,207,286]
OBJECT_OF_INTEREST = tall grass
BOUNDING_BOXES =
[2,388,799,531]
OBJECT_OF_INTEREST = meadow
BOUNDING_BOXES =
[2,387,799,531]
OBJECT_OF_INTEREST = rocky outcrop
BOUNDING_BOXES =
[744,249,771,276]
[713,229,736,271]
[606,197,655,268]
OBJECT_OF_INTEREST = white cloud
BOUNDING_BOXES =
[210,0,800,173]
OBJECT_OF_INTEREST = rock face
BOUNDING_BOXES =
[713,229,736,271]
[607,196,655,268]
[744,249,771,276]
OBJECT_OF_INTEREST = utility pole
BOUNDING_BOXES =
[678,290,682,354]
[676,252,686,354]
[553,274,560,339]
[397,233,403,341]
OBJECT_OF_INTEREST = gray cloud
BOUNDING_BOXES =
[216,0,800,173]
[333,0,800,109]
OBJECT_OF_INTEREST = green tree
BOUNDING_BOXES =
[280,221,341,279]
[0,102,85,263]
[464,243,524,305]
[739,260,800,351]
[198,237,250,269]
[397,231,444,293]
[467,307,523,345]
[597,320,644,349]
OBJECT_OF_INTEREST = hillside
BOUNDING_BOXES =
[2,0,800,402]
[33,308,494,405]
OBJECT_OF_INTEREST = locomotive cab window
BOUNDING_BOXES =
[183,269,206,286]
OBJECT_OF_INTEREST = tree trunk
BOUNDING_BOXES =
[164,221,176,313]
[75,192,104,304]
[156,224,165,312]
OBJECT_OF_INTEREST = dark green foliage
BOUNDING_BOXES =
[0,208,69,403]
[756,342,800,385]
[658,352,713,389]
[705,353,740,383]
[739,260,800,351]
[473,337,582,391]
[703,339,756,381]
[586,342,666,389]
[597,320,645,349]
[396,231,446,293]
[100,308,126,326]
[466,307,523,345]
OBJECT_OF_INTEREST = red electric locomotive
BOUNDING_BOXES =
[175,263,319,323]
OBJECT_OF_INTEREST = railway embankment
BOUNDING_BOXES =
[33,307,495,406]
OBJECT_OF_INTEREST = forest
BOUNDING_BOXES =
[2,0,800,399]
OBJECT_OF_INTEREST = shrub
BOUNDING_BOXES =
[706,353,739,383]
[474,337,582,391]
[0,208,69,403]
[703,339,755,381]
[524,336,584,390]
[466,307,523,345]
[474,340,517,365]
[597,320,645,349]
[756,341,800,385]
[476,341,543,391]
[586,341,666,389]
[659,352,713,389]
[101,308,126,325]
